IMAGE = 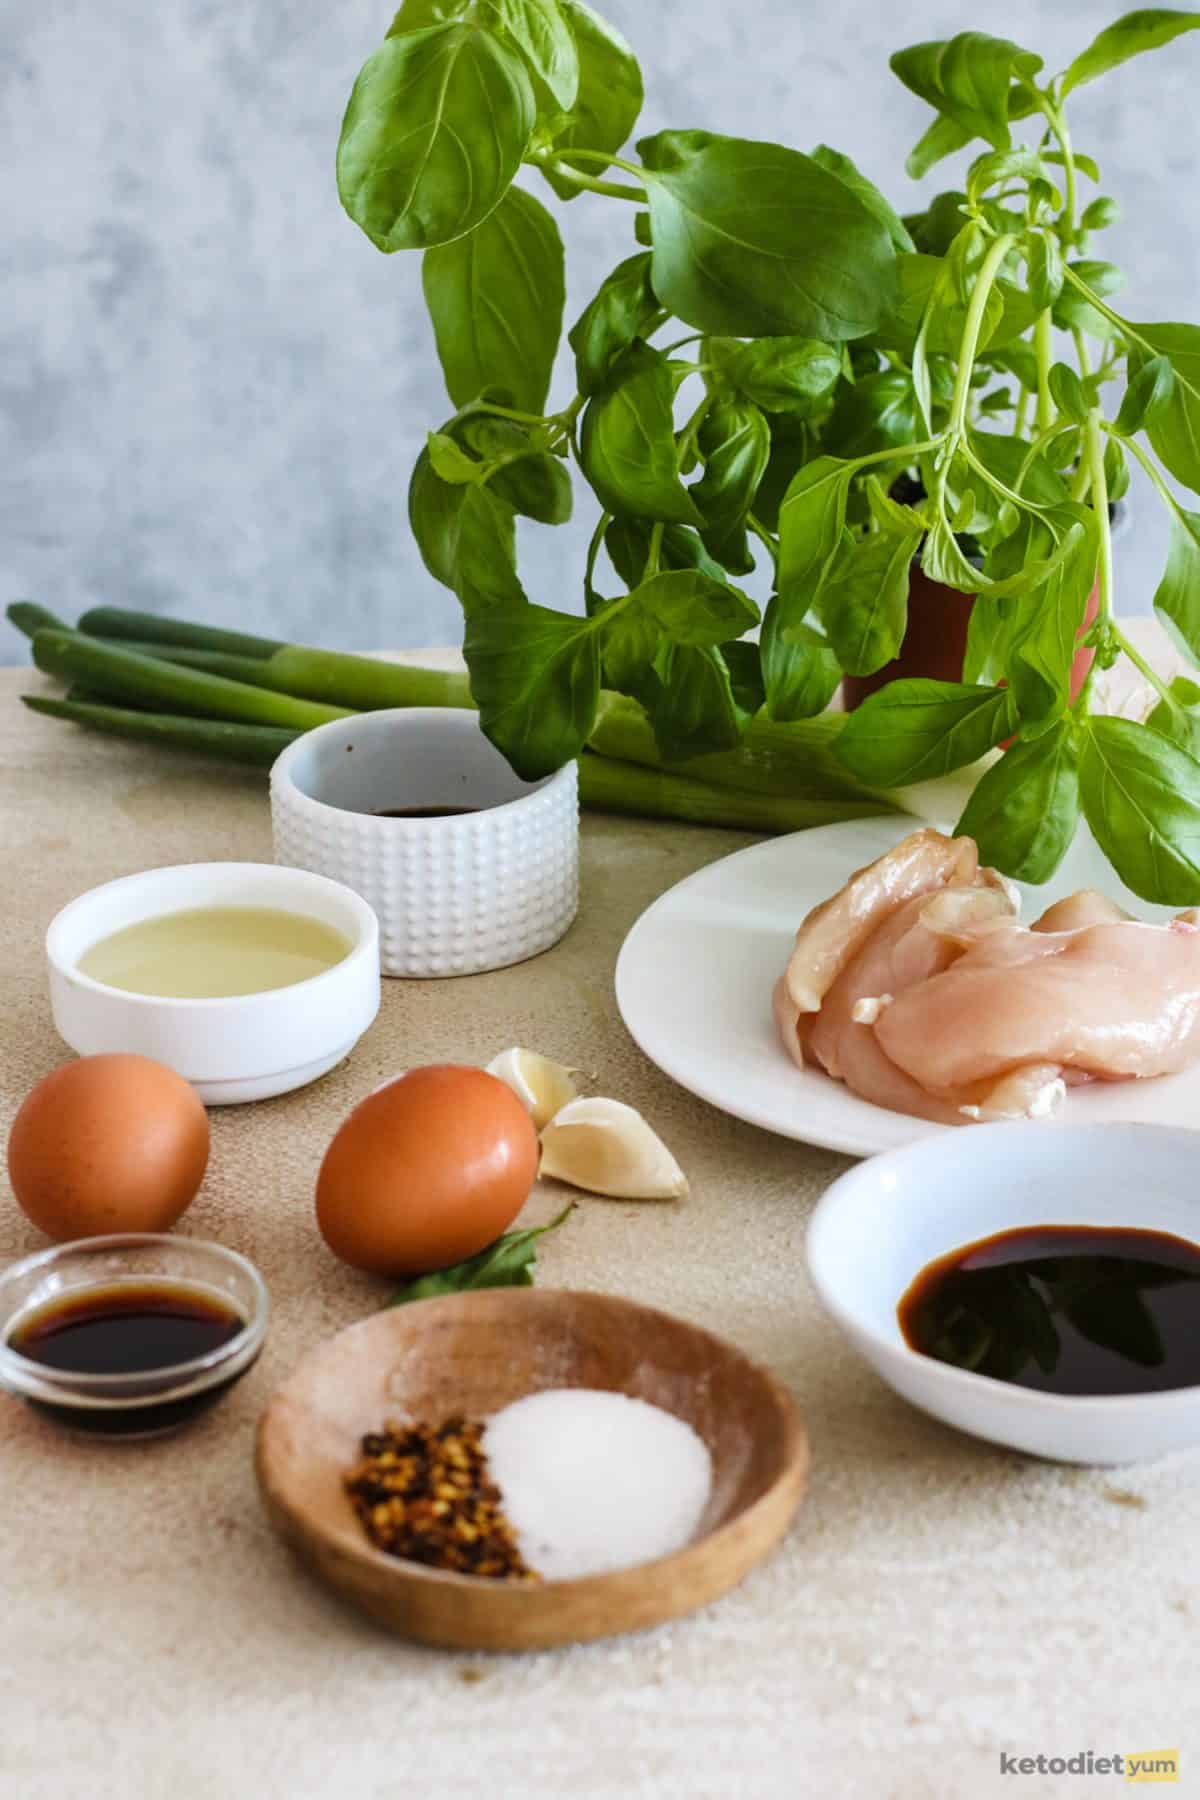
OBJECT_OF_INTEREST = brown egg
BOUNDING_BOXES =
[7,1054,210,1241]
[316,1064,540,1277]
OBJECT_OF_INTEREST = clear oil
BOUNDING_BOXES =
[76,906,352,998]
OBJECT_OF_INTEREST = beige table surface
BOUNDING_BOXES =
[2,648,1198,1800]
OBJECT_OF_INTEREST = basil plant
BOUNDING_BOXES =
[338,2,1200,903]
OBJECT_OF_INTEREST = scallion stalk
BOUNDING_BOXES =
[22,696,296,766]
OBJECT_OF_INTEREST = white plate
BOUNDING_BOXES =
[615,816,1195,1158]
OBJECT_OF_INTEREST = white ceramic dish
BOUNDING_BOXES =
[807,1122,1200,1464]
[615,814,1189,1157]
[46,863,380,1105]
[270,708,579,978]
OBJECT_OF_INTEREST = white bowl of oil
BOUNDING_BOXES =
[45,863,380,1104]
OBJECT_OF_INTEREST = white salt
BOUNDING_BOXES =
[482,1388,713,1581]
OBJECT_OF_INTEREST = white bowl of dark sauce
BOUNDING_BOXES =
[807,1124,1200,1464]
[0,1235,269,1439]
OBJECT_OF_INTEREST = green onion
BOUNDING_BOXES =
[8,601,71,638]
[77,606,286,659]
[31,629,350,732]
[22,696,295,766]
[577,751,888,830]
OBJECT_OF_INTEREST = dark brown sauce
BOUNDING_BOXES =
[374,804,480,818]
[8,1281,249,1436]
[898,1225,1200,1396]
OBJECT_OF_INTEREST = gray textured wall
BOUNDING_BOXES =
[4,0,1198,666]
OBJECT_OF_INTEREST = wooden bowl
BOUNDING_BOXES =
[255,1288,809,1651]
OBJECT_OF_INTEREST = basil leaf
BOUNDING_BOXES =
[1048,362,1089,424]
[409,444,472,588]
[956,721,1080,883]
[609,568,758,646]
[422,186,564,414]
[752,413,813,534]
[580,343,702,525]
[569,253,661,397]
[1062,10,1200,96]
[922,517,985,595]
[810,144,916,253]
[1054,261,1124,338]
[1024,233,1064,312]
[648,643,749,757]
[1131,324,1200,489]
[761,603,842,721]
[427,432,482,484]
[1106,437,1132,502]
[890,33,1043,153]
[1153,507,1200,664]
[963,593,1014,687]
[390,1204,574,1304]
[905,113,973,181]
[969,432,1068,506]
[776,456,854,618]
[638,130,897,341]
[449,483,527,612]
[818,525,922,677]
[1148,676,1200,757]
[1080,716,1200,904]
[875,253,1004,357]
[603,519,729,590]
[691,400,771,574]
[1004,513,1098,733]
[387,0,468,31]
[836,679,1014,786]
[905,190,968,256]
[716,338,841,418]
[459,417,573,524]
[825,370,917,459]
[338,23,535,251]
[1115,354,1175,435]
[464,598,600,776]
[539,0,643,200]
[481,0,578,110]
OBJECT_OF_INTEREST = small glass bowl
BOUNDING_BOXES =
[0,1234,269,1439]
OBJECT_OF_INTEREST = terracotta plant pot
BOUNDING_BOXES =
[841,565,1099,711]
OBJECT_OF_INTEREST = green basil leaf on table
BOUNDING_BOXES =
[568,253,662,397]
[390,1204,574,1304]
[1080,716,1200,905]
[481,0,579,110]
[809,144,916,253]
[890,33,1043,153]
[459,416,574,524]
[636,130,897,340]
[1114,353,1175,436]
[824,370,918,459]
[1061,10,1200,96]
[835,679,1015,786]
[818,524,923,677]
[761,603,842,722]
[1152,507,1200,664]
[955,720,1080,884]
[537,0,643,200]
[1148,676,1200,758]
[1130,324,1200,490]
[712,338,841,418]
[464,599,601,777]
[776,457,855,619]
[337,23,535,250]
[690,399,771,575]
[421,186,565,413]
[580,342,702,524]
[603,519,730,590]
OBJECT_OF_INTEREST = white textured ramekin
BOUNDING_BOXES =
[269,709,579,978]
[45,863,380,1105]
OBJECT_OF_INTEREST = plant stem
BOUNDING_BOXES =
[1035,310,1055,431]
[948,235,1017,438]
[644,522,665,579]
[1061,266,1151,350]
[584,510,612,605]
[1106,421,1189,525]
[1084,409,1114,626]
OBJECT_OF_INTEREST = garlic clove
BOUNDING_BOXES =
[538,1097,688,1200]
[487,1047,579,1132]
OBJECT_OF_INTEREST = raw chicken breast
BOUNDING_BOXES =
[783,827,981,1014]
[877,916,1200,1093]
[1033,891,1130,933]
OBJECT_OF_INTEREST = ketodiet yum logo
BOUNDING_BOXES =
[999,1749,1179,1782]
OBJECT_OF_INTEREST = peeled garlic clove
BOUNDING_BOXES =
[539,1098,688,1200]
[487,1047,579,1132]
